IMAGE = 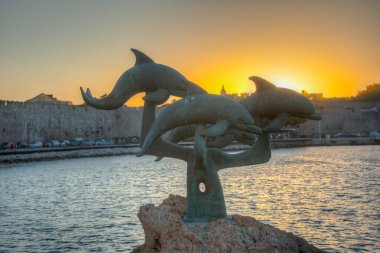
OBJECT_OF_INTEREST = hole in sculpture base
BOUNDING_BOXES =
[199,182,206,193]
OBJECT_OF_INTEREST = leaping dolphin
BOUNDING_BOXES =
[80,49,206,110]
[156,76,321,155]
[241,76,321,120]
[137,94,262,157]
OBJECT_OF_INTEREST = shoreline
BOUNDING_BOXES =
[0,147,141,164]
[1,139,379,164]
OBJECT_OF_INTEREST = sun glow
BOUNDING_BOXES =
[0,1,378,104]
[124,68,362,107]
[185,56,365,100]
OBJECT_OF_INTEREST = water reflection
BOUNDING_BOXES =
[0,146,379,252]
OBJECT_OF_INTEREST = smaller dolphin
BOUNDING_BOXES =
[241,76,321,121]
[156,76,321,155]
[137,94,262,157]
[81,49,206,110]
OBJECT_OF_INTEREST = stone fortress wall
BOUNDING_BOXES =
[0,99,379,143]
[296,100,380,137]
[0,101,143,143]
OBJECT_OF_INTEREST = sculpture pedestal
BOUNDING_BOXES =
[184,158,227,222]
[132,195,322,253]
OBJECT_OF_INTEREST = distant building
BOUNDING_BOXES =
[239,92,250,100]
[220,85,227,96]
[25,93,72,105]
[301,90,325,102]
[219,85,252,101]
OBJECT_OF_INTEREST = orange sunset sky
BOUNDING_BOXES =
[0,0,379,107]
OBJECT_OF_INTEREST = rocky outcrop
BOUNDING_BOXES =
[132,195,323,253]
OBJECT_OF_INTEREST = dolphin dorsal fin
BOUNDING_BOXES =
[249,76,276,92]
[131,48,155,66]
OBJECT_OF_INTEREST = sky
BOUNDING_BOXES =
[0,0,379,106]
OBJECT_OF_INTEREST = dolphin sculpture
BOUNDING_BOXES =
[165,125,253,147]
[241,76,321,120]
[137,94,262,157]
[80,49,206,109]
[156,76,321,154]
[154,125,239,162]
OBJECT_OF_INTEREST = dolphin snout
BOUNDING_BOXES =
[185,81,207,96]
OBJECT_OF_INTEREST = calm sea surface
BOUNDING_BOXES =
[0,146,379,252]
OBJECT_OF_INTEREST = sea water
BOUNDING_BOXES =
[0,146,379,252]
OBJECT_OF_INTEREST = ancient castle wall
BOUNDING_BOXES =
[297,101,380,137]
[0,101,143,143]
[0,100,379,143]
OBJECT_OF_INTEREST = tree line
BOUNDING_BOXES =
[301,83,380,102]
[354,83,380,102]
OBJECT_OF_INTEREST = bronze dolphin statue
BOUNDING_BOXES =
[137,94,262,157]
[157,76,321,153]
[242,76,321,120]
[81,49,206,109]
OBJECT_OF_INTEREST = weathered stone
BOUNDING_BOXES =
[132,195,323,253]
[1,99,379,144]
[0,101,144,143]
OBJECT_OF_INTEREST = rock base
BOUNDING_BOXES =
[132,195,323,253]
